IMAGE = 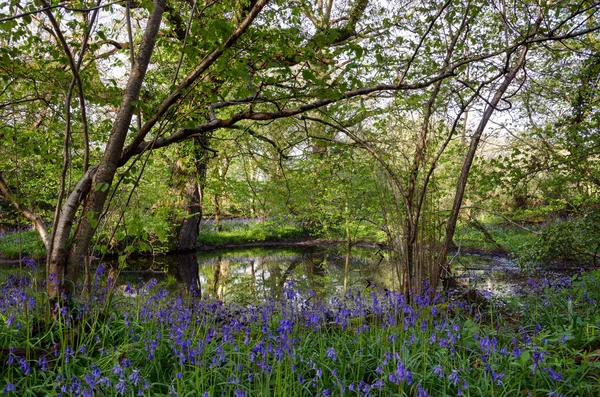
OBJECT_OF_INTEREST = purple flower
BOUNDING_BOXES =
[513,347,522,358]
[234,388,246,397]
[417,383,432,397]
[38,356,48,371]
[543,367,562,382]
[326,347,337,361]
[433,364,444,378]
[115,379,127,395]
[23,257,37,271]
[112,365,124,377]
[532,349,548,372]
[2,383,16,393]
[395,359,413,385]
[448,369,460,386]
[129,369,141,386]
[492,371,504,385]
[99,377,111,387]
[18,357,30,375]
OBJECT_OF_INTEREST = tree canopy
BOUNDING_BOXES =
[1,0,599,298]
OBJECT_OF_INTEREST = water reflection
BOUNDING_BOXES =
[114,247,393,304]
[110,247,553,303]
[173,254,202,297]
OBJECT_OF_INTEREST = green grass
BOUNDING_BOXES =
[0,229,45,259]
[198,220,310,247]
[197,219,387,248]
[455,223,540,253]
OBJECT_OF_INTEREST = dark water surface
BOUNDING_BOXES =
[2,246,581,303]
[107,246,566,303]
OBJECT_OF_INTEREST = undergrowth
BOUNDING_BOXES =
[0,260,599,396]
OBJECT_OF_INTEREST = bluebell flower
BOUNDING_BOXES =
[115,379,127,395]
[6,314,15,328]
[2,383,16,393]
[129,369,141,386]
[99,377,111,387]
[37,356,48,371]
[513,347,522,358]
[396,359,413,385]
[492,371,504,385]
[112,365,124,377]
[234,388,246,397]
[16,356,30,375]
[560,335,567,343]
[448,369,460,386]
[416,383,431,397]
[326,347,337,361]
[543,367,562,382]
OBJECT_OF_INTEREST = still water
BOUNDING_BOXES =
[110,246,540,304]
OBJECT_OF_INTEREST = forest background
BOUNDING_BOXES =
[0,0,599,298]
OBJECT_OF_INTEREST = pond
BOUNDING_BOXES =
[1,245,581,303]
[105,245,570,304]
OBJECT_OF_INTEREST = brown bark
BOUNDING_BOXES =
[47,0,167,298]
[174,136,209,252]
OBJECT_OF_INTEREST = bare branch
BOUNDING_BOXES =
[0,0,125,23]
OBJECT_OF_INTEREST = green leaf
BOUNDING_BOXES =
[519,350,531,366]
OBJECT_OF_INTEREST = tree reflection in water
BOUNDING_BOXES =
[110,247,527,304]
[173,254,201,297]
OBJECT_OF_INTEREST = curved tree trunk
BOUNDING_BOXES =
[47,0,167,299]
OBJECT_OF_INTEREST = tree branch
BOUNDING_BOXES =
[120,0,270,163]
[0,0,125,23]
[0,172,49,250]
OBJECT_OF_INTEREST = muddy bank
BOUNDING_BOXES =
[0,255,25,266]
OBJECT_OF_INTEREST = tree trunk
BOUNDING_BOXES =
[434,36,539,292]
[47,0,167,299]
[213,194,222,232]
[175,136,209,252]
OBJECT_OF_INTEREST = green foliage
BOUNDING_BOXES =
[516,213,600,268]
[0,229,45,259]
[454,216,540,253]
